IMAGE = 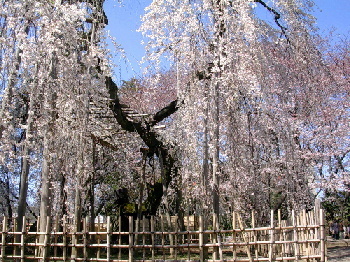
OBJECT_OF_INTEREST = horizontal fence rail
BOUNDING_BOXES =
[0,209,325,261]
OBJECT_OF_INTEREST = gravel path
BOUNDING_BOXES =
[327,246,350,262]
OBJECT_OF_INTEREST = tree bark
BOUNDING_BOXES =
[106,77,181,215]
[38,136,52,260]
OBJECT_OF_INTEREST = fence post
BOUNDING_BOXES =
[129,216,133,262]
[142,215,146,260]
[237,213,253,262]
[70,217,77,261]
[252,210,258,260]
[199,215,204,261]
[54,215,59,258]
[1,217,7,261]
[151,216,155,261]
[232,212,237,260]
[62,217,67,262]
[212,213,218,261]
[292,210,299,261]
[35,216,40,258]
[97,216,101,260]
[320,209,326,262]
[42,216,51,261]
[118,215,121,260]
[13,217,17,258]
[269,210,274,261]
[20,216,26,262]
[107,216,111,262]
[83,217,88,260]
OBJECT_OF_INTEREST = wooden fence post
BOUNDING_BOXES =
[83,217,88,260]
[320,209,326,262]
[151,216,155,261]
[42,216,51,261]
[129,216,133,262]
[269,210,274,261]
[62,217,67,262]
[106,216,111,262]
[232,212,237,260]
[71,217,77,261]
[20,216,26,262]
[142,216,146,260]
[54,215,59,258]
[212,213,218,261]
[118,215,121,260]
[237,213,253,262]
[161,215,165,260]
[252,210,258,260]
[13,217,17,258]
[292,210,299,261]
[199,215,204,261]
[35,216,40,258]
[1,217,7,261]
[97,216,101,260]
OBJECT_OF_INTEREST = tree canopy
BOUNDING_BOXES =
[0,0,348,228]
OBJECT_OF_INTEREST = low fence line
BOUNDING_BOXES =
[0,209,325,261]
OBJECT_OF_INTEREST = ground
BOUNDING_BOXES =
[327,239,350,262]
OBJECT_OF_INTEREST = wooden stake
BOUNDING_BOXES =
[1,217,7,260]
[151,216,155,261]
[54,215,59,258]
[199,215,204,261]
[118,215,121,260]
[142,216,146,260]
[63,217,67,262]
[237,213,253,262]
[83,217,88,260]
[269,210,274,261]
[292,210,299,261]
[187,213,190,261]
[212,213,218,261]
[252,210,258,260]
[97,216,101,259]
[42,216,50,261]
[161,215,165,260]
[320,209,325,262]
[232,211,237,260]
[20,216,26,262]
[106,216,111,261]
[278,209,286,261]
[129,216,133,262]
[173,216,178,260]
[35,216,40,258]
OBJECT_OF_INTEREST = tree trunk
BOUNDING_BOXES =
[107,77,181,215]
[38,136,52,261]
[17,92,35,231]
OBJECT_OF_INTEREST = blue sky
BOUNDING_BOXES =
[104,0,350,83]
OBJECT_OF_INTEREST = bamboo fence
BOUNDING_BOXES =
[0,209,325,262]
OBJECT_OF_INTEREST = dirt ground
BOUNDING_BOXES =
[327,240,350,262]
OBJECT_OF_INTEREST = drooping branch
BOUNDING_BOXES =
[254,0,289,41]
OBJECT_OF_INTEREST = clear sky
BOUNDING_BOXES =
[104,0,350,84]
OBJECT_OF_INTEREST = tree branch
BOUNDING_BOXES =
[150,100,181,126]
[254,0,289,42]
[105,76,181,215]
[91,134,119,151]
[106,77,137,132]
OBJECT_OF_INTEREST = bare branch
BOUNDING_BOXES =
[254,0,289,42]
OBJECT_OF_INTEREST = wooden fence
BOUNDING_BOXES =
[0,209,326,261]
